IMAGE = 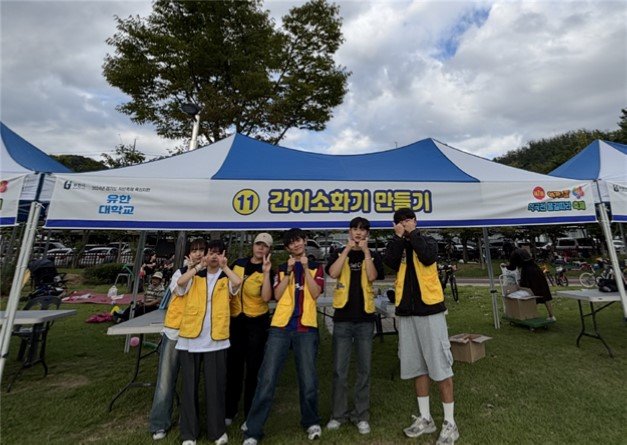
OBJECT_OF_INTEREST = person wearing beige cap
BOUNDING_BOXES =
[225,232,274,431]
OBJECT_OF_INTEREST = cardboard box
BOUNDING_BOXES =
[449,333,492,363]
[504,294,538,320]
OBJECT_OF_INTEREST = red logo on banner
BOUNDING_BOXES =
[0,181,8,193]
[532,186,545,200]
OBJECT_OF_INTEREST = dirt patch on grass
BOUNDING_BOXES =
[77,415,145,444]
[48,373,90,389]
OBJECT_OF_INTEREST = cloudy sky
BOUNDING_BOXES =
[1,0,625,163]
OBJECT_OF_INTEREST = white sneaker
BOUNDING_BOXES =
[182,441,196,445]
[436,421,459,445]
[356,420,371,435]
[242,438,258,445]
[215,432,228,445]
[152,430,166,440]
[403,415,436,438]
[240,422,248,432]
[307,424,322,440]
[547,316,557,322]
[326,419,342,430]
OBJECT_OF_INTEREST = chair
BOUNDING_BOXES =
[7,295,61,392]
[114,264,134,292]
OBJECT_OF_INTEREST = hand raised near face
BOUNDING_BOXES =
[357,237,369,252]
[346,238,357,249]
[299,255,309,267]
[404,218,417,233]
[217,250,228,269]
[287,255,296,273]
[394,222,405,237]
[262,253,272,274]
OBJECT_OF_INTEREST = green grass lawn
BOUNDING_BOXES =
[1,286,625,444]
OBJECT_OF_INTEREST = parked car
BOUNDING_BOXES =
[79,247,118,267]
[46,247,75,267]
[317,240,345,258]
[306,239,324,262]
[613,239,626,252]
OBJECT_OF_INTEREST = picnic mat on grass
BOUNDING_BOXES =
[62,290,144,305]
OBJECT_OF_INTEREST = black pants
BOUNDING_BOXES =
[179,349,227,441]
[225,313,270,419]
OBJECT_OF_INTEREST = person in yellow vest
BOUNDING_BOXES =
[383,208,459,445]
[175,239,242,445]
[243,228,325,445]
[225,233,274,431]
[324,217,384,435]
[150,238,206,441]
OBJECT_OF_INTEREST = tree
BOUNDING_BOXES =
[101,142,146,168]
[618,108,627,141]
[51,155,106,172]
[103,0,349,145]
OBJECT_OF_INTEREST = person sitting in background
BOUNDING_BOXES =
[113,271,165,322]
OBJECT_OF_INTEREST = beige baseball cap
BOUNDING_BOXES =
[254,233,273,248]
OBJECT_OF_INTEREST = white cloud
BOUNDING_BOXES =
[1,0,625,163]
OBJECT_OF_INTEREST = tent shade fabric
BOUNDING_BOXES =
[607,181,627,222]
[1,123,71,174]
[548,139,627,220]
[0,174,27,226]
[1,122,72,203]
[46,134,597,230]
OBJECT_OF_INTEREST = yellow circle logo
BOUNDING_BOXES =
[232,189,260,215]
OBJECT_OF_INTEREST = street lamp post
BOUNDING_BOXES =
[181,103,202,151]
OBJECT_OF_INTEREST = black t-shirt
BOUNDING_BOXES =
[326,249,384,322]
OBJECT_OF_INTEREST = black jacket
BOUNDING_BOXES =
[384,230,446,316]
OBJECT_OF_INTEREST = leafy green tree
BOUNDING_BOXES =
[618,108,627,142]
[103,0,349,145]
[101,142,146,168]
[51,155,106,172]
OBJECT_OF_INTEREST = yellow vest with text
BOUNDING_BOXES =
[230,264,269,317]
[394,251,443,305]
[333,259,375,313]
[178,273,231,340]
[271,268,318,328]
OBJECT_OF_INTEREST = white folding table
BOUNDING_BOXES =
[557,290,621,357]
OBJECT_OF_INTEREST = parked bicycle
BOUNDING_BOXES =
[554,265,569,286]
[579,259,613,288]
[542,264,555,286]
[438,262,459,302]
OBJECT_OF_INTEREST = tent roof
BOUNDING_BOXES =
[1,122,71,174]
[83,133,566,182]
[549,140,627,182]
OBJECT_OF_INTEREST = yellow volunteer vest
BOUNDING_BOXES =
[394,251,443,306]
[163,293,186,329]
[332,257,375,313]
[178,273,231,340]
[271,268,318,328]
[231,263,270,317]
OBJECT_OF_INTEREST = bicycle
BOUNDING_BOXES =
[579,261,613,288]
[554,265,569,286]
[438,262,459,302]
[542,264,555,286]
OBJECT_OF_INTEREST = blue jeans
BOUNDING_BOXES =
[149,335,180,433]
[331,321,374,423]
[245,328,320,440]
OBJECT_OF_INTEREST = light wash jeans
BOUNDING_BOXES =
[331,321,374,423]
[148,335,180,433]
[244,328,320,440]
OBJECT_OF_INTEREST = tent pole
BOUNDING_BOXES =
[174,231,187,269]
[482,227,500,329]
[0,201,42,383]
[124,231,147,353]
[597,203,627,319]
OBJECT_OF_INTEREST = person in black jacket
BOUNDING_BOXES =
[384,208,458,445]
[504,248,556,321]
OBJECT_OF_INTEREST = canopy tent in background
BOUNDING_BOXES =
[1,122,71,205]
[0,122,72,384]
[549,139,627,318]
[46,134,597,230]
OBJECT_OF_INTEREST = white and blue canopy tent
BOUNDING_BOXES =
[46,134,597,230]
[43,134,598,331]
[0,122,72,382]
[549,140,627,317]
